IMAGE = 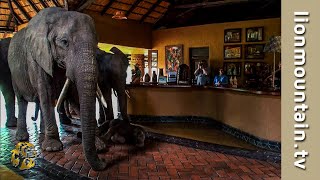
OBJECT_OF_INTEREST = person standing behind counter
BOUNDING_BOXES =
[214,68,228,87]
[194,60,210,86]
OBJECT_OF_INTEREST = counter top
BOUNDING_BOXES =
[126,83,281,96]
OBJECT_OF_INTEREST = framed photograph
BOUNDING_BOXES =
[245,44,265,59]
[246,27,264,42]
[223,62,242,76]
[244,62,270,79]
[224,28,241,43]
[224,45,242,59]
[165,44,184,72]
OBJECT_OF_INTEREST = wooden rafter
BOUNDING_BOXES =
[11,0,31,20]
[52,0,61,7]
[140,0,162,23]
[0,27,14,32]
[6,13,12,28]
[26,0,40,12]
[7,0,23,25]
[100,0,116,15]
[125,0,142,17]
[38,0,48,8]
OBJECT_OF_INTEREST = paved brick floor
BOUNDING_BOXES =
[0,122,281,180]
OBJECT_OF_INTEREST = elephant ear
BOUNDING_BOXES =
[25,8,65,77]
[110,47,129,67]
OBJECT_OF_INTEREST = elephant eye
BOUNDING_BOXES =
[61,39,68,47]
[57,38,69,48]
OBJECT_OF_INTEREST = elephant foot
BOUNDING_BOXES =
[41,137,63,151]
[16,129,29,141]
[91,159,107,171]
[5,117,17,127]
[59,114,72,125]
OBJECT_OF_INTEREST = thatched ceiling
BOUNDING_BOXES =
[0,0,170,37]
[0,0,280,38]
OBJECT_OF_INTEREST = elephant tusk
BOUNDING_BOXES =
[57,78,71,113]
[97,85,107,108]
[125,90,131,99]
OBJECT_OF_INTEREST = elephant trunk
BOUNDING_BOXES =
[74,44,106,170]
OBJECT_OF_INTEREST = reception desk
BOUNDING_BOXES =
[126,84,280,142]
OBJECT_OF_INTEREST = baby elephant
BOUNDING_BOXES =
[100,119,146,147]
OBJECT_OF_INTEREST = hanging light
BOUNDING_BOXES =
[112,11,127,20]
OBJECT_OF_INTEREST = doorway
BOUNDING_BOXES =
[189,47,209,83]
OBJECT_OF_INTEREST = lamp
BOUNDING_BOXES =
[112,11,127,20]
[263,35,281,89]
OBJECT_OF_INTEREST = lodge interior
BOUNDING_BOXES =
[0,0,281,179]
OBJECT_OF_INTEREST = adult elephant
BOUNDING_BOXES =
[8,7,106,170]
[56,47,129,126]
[0,38,17,127]
[96,47,130,125]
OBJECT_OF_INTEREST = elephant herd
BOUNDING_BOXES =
[0,7,141,170]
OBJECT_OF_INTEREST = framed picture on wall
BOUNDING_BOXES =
[165,44,184,72]
[246,27,264,42]
[245,44,265,59]
[224,28,242,43]
[223,62,242,76]
[224,45,242,59]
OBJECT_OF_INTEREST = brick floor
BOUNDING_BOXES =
[0,123,281,180]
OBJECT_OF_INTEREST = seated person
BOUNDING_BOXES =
[100,119,146,147]
[214,68,228,87]
[194,60,210,86]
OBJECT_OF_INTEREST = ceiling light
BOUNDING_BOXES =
[112,11,127,20]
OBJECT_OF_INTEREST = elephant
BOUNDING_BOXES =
[8,7,106,170]
[0,37,17,127]
[96,47,130,126]
[56,47,130,127]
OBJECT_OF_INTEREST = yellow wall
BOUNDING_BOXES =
[152,18,281,76]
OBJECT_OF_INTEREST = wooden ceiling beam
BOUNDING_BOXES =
[7,0,23,25]
[12,0,31,21]
[100,0,116,15]
[6,13,12,28]
[140,0,162,23]
[0,27,14,32]
[26,0,40,13]
[125,0,142,17]
[52,0,61,7]
[38,0,48,8]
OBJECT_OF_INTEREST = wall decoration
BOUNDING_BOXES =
[224,45,242,59]
[245,44,265,59]
[165,44,184,72]
[246,27,264,42]
[223,62,242,76]
[224,28,242,43]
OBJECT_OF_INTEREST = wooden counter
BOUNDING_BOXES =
[126,84,281,142]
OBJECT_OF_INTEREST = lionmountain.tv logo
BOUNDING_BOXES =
[11,142,37,170]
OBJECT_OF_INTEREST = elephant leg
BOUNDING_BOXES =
[0,82,17,127]
[38,82,63,152]
[31,102,40,121]
[98,87,113,125]
[16,98,29,141]
[59,101,72,125]
[116,87,130,123]
[39,110,45,144]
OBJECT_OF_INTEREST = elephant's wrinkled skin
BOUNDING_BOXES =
[8,7,106,170]
[0,38,17,127]
[96,48,130,125]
